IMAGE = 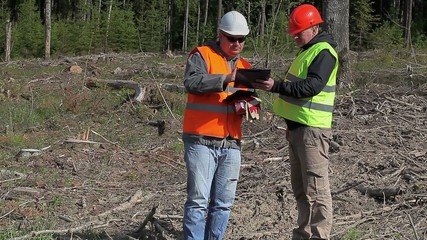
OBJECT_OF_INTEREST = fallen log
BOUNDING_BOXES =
[86,78,146,102]
[355,185,402,200]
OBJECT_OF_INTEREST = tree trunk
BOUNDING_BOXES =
[182,0,189,52]
[97,0,102,27]
[4,20,12,62]
[166,0,172,51]
[247,1,251,27]
[202,0,209,43]
[260,0,266,37]
[84,0,91,21]
[105,0,113,52]
[265,0,283,68]
[322,0,352,88]
[196,2,200,45]
[44,0,52,60]
[217,0,222,36]
[403,0,413,48]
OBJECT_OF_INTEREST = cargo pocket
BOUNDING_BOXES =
[302,127,318,147]
[306,164,329,197]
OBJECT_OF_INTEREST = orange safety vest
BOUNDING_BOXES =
[183,46,252,139]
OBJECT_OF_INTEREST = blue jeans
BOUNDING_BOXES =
[183,142,241,240]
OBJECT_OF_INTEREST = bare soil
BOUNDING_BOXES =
[1,53,426,240]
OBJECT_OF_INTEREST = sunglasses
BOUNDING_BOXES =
[222,33,246,43]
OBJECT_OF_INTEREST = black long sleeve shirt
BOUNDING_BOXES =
[271,32,338,129]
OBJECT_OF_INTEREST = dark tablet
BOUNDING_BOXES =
[235,68,271,88]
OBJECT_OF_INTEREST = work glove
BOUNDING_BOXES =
[233,96,262,121]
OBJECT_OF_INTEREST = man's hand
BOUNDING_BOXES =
[224,70,237,84]
[252,78,274,91]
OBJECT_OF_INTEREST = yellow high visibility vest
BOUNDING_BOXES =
[273,42,338,128]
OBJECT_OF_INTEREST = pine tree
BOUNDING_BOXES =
[136,1,168,52]
[349,0,379,50]
[107,6,139,52]
[12,0,44,58]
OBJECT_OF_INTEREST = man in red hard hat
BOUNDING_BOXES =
[252,3,338,240]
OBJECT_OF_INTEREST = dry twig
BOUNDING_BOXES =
[9,190,151,240]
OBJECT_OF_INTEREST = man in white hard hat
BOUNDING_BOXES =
[182,10,255,240]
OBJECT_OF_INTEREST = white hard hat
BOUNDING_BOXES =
[219,11,250,36]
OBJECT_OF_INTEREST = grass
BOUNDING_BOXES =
[342,228,363,240]
[0,59,173,236]
[1,61,65,80]
[171,139,184,154]
[0,217,56,240]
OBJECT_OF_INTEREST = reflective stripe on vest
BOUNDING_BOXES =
[280,72,335,112]
[183,46,253,139]
[186,102,235,113]
[278,95,334,112]
[273,42,338,128]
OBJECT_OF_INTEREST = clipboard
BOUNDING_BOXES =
[223,89,255,102]
[235,68,271,88]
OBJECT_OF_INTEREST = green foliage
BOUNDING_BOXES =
[198,22,217,45]
[367,21,404,49]
[350,0,379,50]
[11,0,44,58]
[0,133,27,148]
[0,227,20,239]
[411,21,427,48]
[152,90,187,119]
[106,7,139,52]
[171,139,184,154]
[49,195,63,208]
[264,6,294,57]
[52,19,100,56]
[32,95,62,122]
[136,2,168,52]
[0,24,5,56]
[183,0,202,50]
[0,94,62,147]
[0,103,33,143]
[0,219,55,239]
[342,228,363,240]
[1,0,427,60]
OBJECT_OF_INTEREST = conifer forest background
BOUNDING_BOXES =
[1,0,427,240]
[1,0,427,59]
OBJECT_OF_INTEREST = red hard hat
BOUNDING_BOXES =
[288,4,324,35]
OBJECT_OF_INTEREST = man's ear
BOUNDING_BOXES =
[312,26,319,35]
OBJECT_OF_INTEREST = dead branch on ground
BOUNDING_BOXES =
[9,190,151,240]
[133,204,171,239]
[0,169,26,184]
[355,185,402,199]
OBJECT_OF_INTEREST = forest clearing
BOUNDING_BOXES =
[0,51,426,239]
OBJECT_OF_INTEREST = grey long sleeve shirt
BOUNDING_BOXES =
[182,41,242,149]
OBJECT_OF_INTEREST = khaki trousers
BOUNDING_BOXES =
[288,126,332,240]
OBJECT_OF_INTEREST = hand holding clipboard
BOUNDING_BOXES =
[235,68,271,88]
